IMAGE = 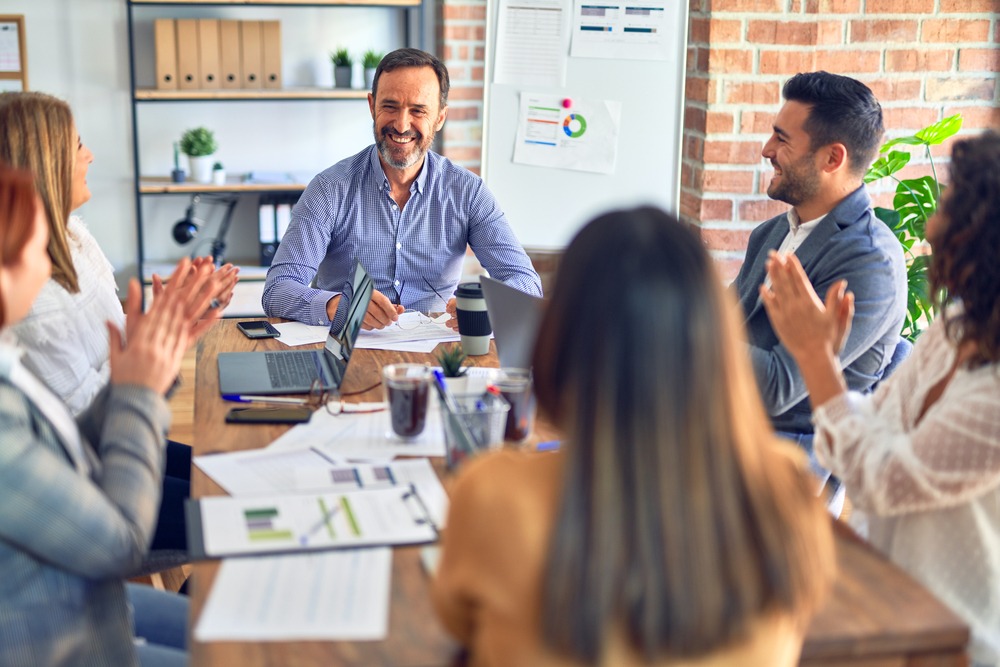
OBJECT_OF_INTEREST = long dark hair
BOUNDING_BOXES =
[533,207,834,663]
[0,165,42,327]
[931,130,1000,367]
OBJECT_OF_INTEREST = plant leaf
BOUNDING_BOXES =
[915,114,963,145]
[865,151,911,182]
[881,135,927,150]
[894,176,937,228]
[872,206,902,231]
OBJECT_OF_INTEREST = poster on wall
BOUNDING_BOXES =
[570,0,672,61]
[513,92,621,174]
[493,0,570,87]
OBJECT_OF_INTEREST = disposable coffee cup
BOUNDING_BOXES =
[454,282,492,356]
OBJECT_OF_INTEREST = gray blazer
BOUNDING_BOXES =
[0,373,170,667]
[734,185,907,434]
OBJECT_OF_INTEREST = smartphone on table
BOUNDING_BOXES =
[237,320,280,339]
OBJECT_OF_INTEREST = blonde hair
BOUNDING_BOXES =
[0,92,79,293]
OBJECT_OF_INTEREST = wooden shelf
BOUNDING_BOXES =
[129,0,420,7]
[135,87,369,101]
[139,177,307,194]
[130,0,421,6]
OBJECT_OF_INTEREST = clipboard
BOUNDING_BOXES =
[186,484,438,560]
[0,15,28,92]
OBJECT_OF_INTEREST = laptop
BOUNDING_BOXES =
[479,276,544,369]
[218,261,374,395]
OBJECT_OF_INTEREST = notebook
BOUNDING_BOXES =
[479,276,544,369]
[217,261,374,395]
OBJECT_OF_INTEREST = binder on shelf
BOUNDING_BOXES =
[219,19,242,90]
[197,19,221,89]
[275,200,292,240]
[259,197,277,266]
[261,20,282,90]
[239,20,262,90]
[175,19,200,90]
[154,19,178,90]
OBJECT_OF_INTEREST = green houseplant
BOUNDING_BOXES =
[435,343,468,378]
[331,48,353,88]
[362,49,383,89]
[863,114,962,341]
[179,127,218,184]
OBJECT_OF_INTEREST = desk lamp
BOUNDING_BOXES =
[171,193,239,266]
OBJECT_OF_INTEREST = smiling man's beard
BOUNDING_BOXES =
[766,153,821,207]
[374,124,435,170]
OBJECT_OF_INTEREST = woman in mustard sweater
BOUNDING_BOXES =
[432,206,835,666]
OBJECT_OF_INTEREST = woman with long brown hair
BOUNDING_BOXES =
[432,206,834,666]
[762,131,1000,666]
[0,91,237,554]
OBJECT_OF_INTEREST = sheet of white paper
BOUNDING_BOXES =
[273,322,330,347]
[514,92,622,174]
[267,407,447,458]
[195,548,392,641]
[571,0,672,60]
[195,452,449,527]
[356,312,459,350]
[494,0,570,86]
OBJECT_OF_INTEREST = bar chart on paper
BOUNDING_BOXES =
[192,486,437,558]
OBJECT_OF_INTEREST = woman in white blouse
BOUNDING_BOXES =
[761,131,1000,666]
[0,91,237,554]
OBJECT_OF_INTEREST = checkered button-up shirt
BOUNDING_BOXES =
[263,145,542,329]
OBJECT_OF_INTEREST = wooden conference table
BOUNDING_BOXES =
[188,320,970,667]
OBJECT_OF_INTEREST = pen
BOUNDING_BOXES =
[222,394,309,405]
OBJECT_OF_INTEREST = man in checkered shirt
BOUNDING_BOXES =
[263,48,541,331]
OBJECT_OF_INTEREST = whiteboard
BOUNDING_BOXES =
[481,0,688,249]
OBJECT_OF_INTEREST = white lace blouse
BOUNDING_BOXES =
[10,217,125,416]
[814,313,1000,665]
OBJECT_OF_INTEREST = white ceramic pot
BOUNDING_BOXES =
[188,155,214,184]
[212,168,226,186]
[364,67,376,90]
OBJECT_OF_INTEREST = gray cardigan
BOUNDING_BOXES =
[0,357,170,667]
[734,185,907,434]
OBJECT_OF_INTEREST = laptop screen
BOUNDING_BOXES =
[323,261,374,389]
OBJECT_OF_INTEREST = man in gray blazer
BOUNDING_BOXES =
[734,72,906,505]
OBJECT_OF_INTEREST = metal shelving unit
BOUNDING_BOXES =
[124,0,427,300]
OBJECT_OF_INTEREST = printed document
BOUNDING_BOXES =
[195,453,449,527]
[192,486,437,558]
[195,548,392,641]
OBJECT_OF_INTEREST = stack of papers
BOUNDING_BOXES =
[193,410,451,642]
[271,313,463,352]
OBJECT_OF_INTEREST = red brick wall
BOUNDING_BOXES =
[438,0,488,175]
[438,0,1000,277]
[683,0,1000,281]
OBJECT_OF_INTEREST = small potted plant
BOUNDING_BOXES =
[435,343,469,393]
[179,127,218,184]
[171,141,186,183]
[362,49,383,89]
[331,48,353,89]
[211,161,226,186]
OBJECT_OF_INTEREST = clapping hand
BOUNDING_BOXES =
[152,256,239,312]
[110,259,221,394]
[759,251,854,360]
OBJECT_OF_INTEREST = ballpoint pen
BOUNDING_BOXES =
[222,394,309,405]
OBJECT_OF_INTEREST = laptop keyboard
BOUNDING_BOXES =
[266,352,323,389]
